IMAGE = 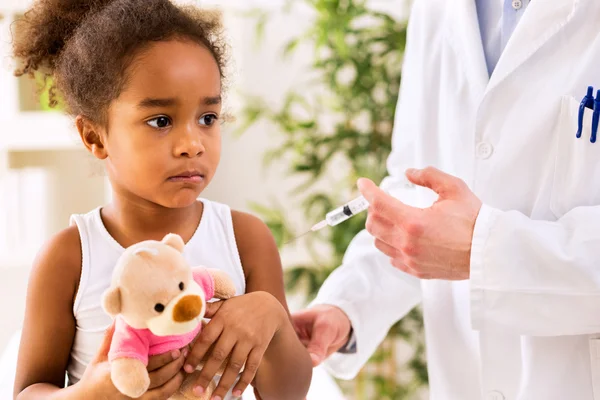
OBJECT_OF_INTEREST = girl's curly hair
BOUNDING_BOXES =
[12,0,228,124]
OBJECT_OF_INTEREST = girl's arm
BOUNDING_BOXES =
[232,211,312,399]
[185,212,312,400]
[14,226,85,400]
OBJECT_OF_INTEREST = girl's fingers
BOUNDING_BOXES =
[148,352,186,389]
[92,321,116,364]
[192,335,235,396]
[231,348,264,398]
[185,322,223,372]
[144,370,185,400]
[210,343,252,400]
[148,348,184,372]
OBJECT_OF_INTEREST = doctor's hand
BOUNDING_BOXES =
[291,305,352,367]
[358,167,482,280]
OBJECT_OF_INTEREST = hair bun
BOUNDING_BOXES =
[13,0,115,76]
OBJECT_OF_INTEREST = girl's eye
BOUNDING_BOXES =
[199,114,218,127]
[147,116,171,129]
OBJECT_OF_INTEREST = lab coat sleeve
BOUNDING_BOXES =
[471,204,600,336]
[379,0,433,205]
[311,230,422,380]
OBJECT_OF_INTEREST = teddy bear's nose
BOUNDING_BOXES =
[173,295,203,322]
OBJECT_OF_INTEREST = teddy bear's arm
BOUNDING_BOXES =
[109,317,152,365]
[108,318,153,397]
[191,266,236,300]
[111,357,150,398]
[207,268,236,299]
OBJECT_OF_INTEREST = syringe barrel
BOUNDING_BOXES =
[325,195,370,226]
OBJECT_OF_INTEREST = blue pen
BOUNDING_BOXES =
[592,90,600,143]
[577,86,595,139]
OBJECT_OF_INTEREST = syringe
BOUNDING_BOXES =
[310,195,370,232]
[285,195,370,244]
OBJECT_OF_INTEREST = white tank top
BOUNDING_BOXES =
[66,199,246,388]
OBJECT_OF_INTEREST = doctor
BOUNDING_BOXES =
[292,0,600,399]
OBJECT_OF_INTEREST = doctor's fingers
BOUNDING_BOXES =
[366,204,425,241]
[291,310,316,336]
[406,167,467,198]
[374,238,404,259]
[365,213,404,244]
[390,258,432,279]
[304,317,347,366]
[359,178,409,219]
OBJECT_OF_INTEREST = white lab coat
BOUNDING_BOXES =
[312,0,600,399]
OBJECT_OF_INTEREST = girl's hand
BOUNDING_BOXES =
[78,323,189,399]
[184,291,288,399]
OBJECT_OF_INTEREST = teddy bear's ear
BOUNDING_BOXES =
[102,286,122,317]
[162,233,185,253]
[133,247,159,259]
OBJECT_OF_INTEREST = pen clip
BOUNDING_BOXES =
[577,86,595,139]
[591,90,600,144]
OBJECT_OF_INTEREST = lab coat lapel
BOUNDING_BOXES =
[486,0,581,94]
[446,0,489,95]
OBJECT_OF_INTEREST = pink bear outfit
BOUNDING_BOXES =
[108,268,215,365]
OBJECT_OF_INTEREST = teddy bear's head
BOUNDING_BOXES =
[102,233,206,336]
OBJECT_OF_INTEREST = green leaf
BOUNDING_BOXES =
[282,38,300,58]
[254,11,270,48]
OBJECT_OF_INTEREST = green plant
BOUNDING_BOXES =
[239,0,427,398]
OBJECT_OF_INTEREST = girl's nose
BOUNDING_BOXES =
[175,126,205,157]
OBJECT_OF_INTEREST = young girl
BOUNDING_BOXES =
[11,0,312,399]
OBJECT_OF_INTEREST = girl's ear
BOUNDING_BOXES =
[76,115,108,160]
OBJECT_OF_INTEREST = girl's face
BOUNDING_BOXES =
[100,39,222,209]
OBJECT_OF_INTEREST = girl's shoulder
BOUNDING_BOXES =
[31,225,82,303]
[229,210,282,287]
[230,210,275,254]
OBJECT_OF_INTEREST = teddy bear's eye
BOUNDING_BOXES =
[179,282,184,291]
[154,303,165,313]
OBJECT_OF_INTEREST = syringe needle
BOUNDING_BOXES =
[282,196,368,246]
[283,219,329,245]
[283,230,311,245]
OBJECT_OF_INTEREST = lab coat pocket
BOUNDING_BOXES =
[589,337,600,399]
[550,95,600,218]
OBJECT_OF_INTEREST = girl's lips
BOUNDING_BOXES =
[168,174,204,183]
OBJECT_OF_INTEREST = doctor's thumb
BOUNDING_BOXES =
[306,324,338,367]
[306,337,330,366]
[406,167,459,196]
[307,346,326,367]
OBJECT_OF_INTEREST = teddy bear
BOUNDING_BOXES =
[101,233,237,400]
